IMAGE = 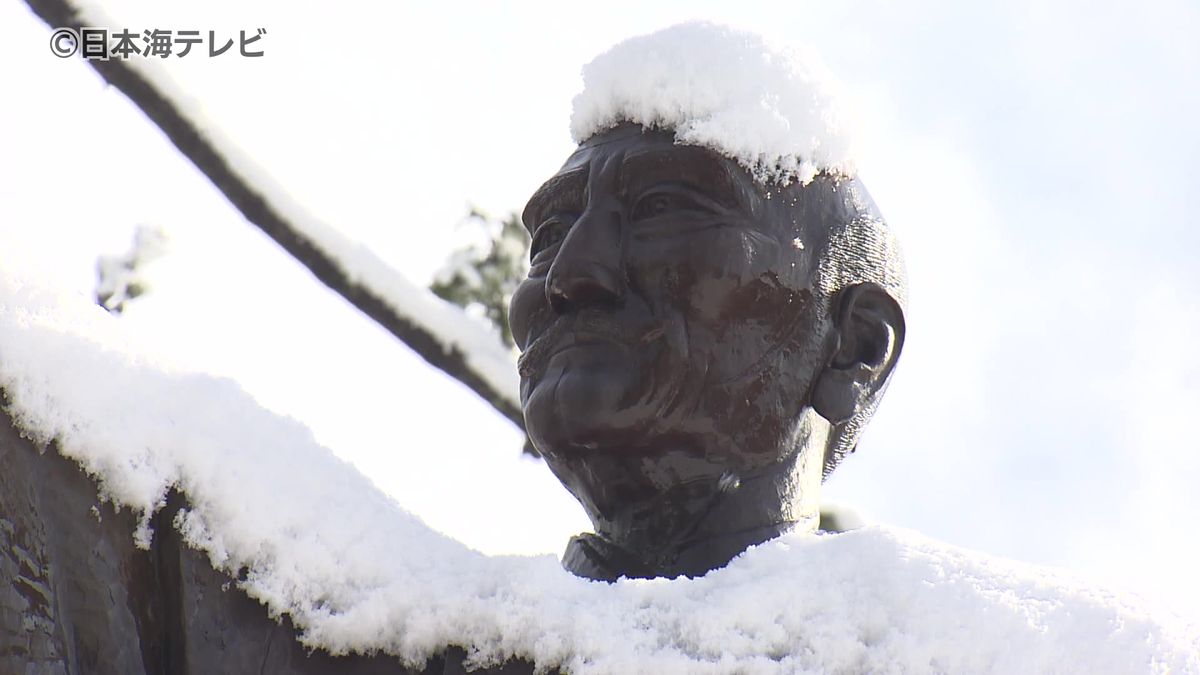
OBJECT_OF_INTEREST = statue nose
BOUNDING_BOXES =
[546,207,623,312]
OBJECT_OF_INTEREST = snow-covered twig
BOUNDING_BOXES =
[95,224,169,313]
[23,0,524,432]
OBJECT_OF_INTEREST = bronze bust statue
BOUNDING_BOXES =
[510,123,907,581]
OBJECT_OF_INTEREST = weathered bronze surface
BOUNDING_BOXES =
[512,123,906,581]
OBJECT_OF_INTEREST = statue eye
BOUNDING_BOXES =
[530,217,567,261]
[631,189,703,221]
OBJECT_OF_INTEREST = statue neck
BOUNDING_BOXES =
[563,446,822,581]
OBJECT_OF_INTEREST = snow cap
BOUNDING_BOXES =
[570,22,855,185]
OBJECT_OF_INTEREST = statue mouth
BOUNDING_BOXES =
[518,320,628,379]
[551,332,626,356]
[518,312,664,379]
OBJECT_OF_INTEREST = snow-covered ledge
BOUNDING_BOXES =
[2,274,1198,674]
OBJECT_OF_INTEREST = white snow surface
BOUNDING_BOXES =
[570,22,855,185]
[1,270,1197,674]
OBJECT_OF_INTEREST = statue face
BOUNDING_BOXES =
[509,125,835,486]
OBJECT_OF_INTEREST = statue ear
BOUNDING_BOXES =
[811,283,906,424]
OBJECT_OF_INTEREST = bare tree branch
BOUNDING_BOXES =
[23,0,526,433]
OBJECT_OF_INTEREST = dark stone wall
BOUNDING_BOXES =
[0,413,535,675]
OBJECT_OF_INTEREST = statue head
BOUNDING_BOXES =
[508,24,907,581]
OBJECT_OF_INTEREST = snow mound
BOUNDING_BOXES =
[570,22,855,185]
[1,270,1197,674]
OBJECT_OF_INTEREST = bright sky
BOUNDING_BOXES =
[2,0,1198,621]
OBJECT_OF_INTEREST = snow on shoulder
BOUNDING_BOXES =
[570,22,855,185]
[2,270,1198,673]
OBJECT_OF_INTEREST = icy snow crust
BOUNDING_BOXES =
[1,272,1197,674]
[570,22,855,185]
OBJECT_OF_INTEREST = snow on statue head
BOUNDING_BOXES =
[509,22,907,581]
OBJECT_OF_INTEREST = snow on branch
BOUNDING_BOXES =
[23,0,523,432]
[95,224,169,313]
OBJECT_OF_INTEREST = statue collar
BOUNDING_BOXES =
[561,521,796,582]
